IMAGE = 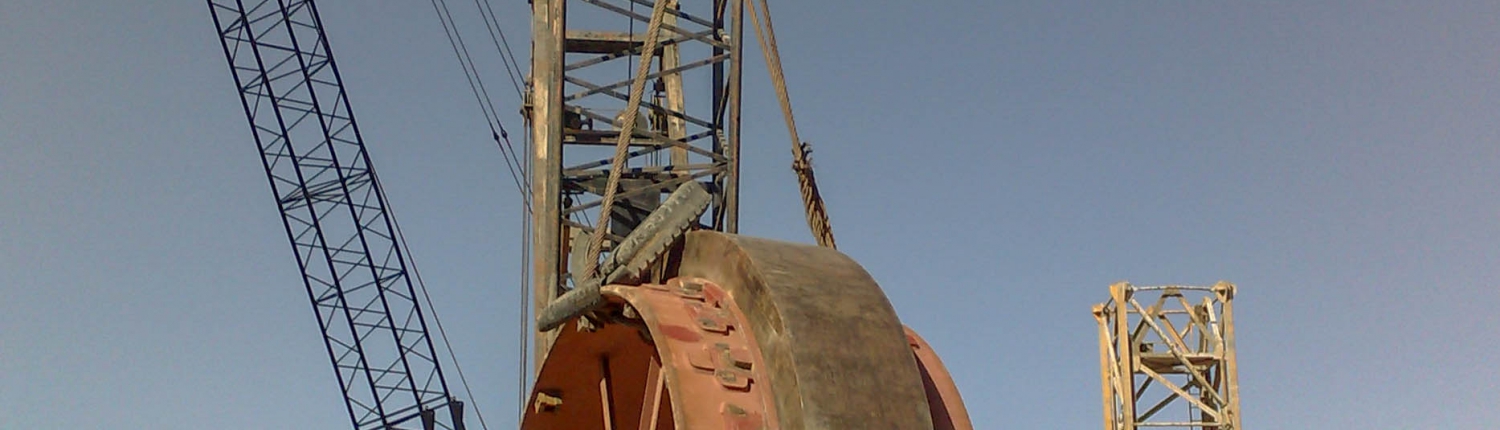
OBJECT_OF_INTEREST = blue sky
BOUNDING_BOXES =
[3,1,1498,428]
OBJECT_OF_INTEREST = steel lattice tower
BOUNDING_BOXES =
[207,1,464,428]
[526,0,744,365]
[1094,282,1242,430]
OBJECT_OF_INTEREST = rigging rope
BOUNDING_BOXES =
[746,0,837,249]
[430,0,532,214]
[516,124,532,421]
[579,0,674,281]
[426,0,534,423]
[471,0,525,101]
[375,172,492,430]
[483,1,529,100]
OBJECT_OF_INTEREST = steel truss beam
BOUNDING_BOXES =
[1094,282,1241,430]
[207,1,463,428]
[528,0,744,367]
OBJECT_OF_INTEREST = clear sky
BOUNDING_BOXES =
[3,1,1498,428]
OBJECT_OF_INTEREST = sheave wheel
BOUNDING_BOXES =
[522,232,972,429]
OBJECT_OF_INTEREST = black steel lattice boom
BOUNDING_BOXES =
[206,1,464,429]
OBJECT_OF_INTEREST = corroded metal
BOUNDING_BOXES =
[522,278,777,429]
[676,231,935,429]
[905,327,974,430]
[530,0,568,372]
[538,182,712,332]
[528,0,746,371]
[525,231,970,429]
[615,279,777,429]
[520,315,658,429]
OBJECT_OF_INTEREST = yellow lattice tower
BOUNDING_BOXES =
[1094,282,1241,429]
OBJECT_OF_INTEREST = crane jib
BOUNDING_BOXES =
[204,1,464,429]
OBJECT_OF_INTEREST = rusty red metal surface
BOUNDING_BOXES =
[522,278,777,430]
[612,278,778,429]
[523,231,974,429]
[906,327,975,430]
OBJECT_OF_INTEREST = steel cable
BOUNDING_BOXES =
[425,0,535,425]
[746,0,836,249]
[373,170,492,430]
[430,0,532,214]
[471,0,525,101]
[578,0,674,281]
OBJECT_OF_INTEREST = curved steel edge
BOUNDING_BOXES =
[521,280,779,430]
[905,326,975,430]
[676,231,936,429]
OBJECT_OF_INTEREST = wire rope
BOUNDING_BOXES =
[374,171,493,430]
[423,0,538,424]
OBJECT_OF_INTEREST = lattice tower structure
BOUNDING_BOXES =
[1094,282,1242,430]
[206,1,465,428]
[526,0,745,369]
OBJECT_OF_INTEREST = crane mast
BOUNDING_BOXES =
[526,0,743,370]
[206,1,980,428]
[206,1,464,429]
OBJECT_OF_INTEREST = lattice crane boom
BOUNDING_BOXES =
[205,1,464,429]
[203,1,975,428]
